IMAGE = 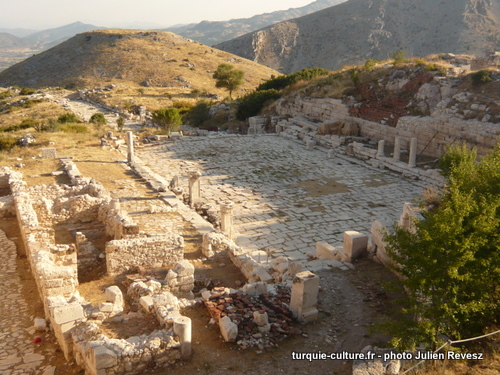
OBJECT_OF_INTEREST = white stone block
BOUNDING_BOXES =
[253,311,269,327]
[105,286,123,305]
[219,316,238,342]
[253,266,273,283]
[99,302,114,313]
[34,318,47,331]
[343,231,368,261]
[140,296,154,312]
[173,260,194,277]
[93,346,117,370]
[290,271,319,322]
[51,303,84,325]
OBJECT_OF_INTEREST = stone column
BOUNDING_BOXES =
[393,136,401,161]
[188,170,201,206]
[173,316,192,359]
[377,140,385,158]
[343,231,368,262]
[408,137,418,168]
[220,201,234,240]
[127,131,134,163]
[290,271,319,322]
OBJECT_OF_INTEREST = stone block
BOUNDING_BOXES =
[219,316,238,342]
[34,318,47,331]
[173,260,194,277]
[343,231,368,261]
[51,303,84,325]
[140,296,154,312]
[253,266,273,283]
[93,346,117,370]
[99,302,114,313]
[105,286,123,305]
[290,271,319,322]
[316,242,342,260]
[41,148,57,159]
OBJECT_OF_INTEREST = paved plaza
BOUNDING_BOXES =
[137,135,424,268]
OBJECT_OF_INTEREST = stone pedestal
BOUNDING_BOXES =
[393,136,401,161]
[127,131,134,163]
[188,170,201,206]
[290,271,319,322]
[343,231,368,261]
[220,201,234,240]
[173,316,192,359]
[408,137,417,168]
[377,140,385,158]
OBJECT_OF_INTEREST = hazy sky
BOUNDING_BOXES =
[0,0,316,30]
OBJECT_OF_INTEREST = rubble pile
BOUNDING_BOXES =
[203,286,302,349]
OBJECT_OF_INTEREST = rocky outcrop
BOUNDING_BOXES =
[216,0,500,73]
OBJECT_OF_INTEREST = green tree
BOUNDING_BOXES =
[57,112,80,123]
[212,63,244,99]
[384,143,500,350]
[187,100,212,127]
[236,89,281,120]
[116,117,125,131]
[152,108,182,132]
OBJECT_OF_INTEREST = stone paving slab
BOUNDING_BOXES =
[137,135,424,270]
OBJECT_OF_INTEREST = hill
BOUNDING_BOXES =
[0,29,279,93]
[166,0,346,46]
[0,33,34,49]
[25,21,102,46]
[215,0,500,73]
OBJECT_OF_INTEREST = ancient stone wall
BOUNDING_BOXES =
[275,96,500,158]
[106,235,185,275]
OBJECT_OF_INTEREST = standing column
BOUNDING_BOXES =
[408,137,418,168]
[393,136,401,161]
[220,201,234,240]
[377,140,385,158]
[188,170,201,206]
[173,316,192,359]
[290,271,319,322]
[127,131,134,163]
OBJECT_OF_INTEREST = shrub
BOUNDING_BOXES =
[34,118,60,132]
[257,68,330,91]
[116,117,125,131]
[152,108,182,132]
[364,59,379,71]
[19,87,36,95]
[59,123,88,133]
[89,112,106,126]
[0,90,11,99]
[470,69,492,85]
[236,89,281,120]
[349,68,360,86]
[0,135,18,150]
[172,101,193,115]
[187,100,212,127]
[391,50,407,65]
[414,59,427,67]
[58,112,80,123]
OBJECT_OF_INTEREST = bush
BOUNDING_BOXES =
[187,100,212,127]
[0,90,11,99]
[470,69,492,85]
[34,118,60,132]
[0,135,18,150]
[152,108,182,132]
[172,101,193,115]
[1,118,38,132]
[59,123,88,133]
[257,68,330,91]
[19,87,36,95]
[236,89,281,120]
[58,112,81,123]
[116,117,125,131]
[414,59,427,67]
[89,112,106,126]
[392,50,407,65]
[364,59,379,71]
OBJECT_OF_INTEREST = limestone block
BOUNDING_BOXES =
[145,279,162,294]
[290,271,319,322]
[253,266,273,283]
[173,260,194,277]
[99,302,114,313]
[270,257,289,274]
[51,303,84,325]
[316,242,343,260]
[177,275,195,285]
[253,311,269,327]
[219,316,238,342]
[343,231,368,261]
[34,318,47,331]
[93,346,118,370]
[153,292,178,308]
[41,148,57,159]
[140,296,154,312]
[105,286,123,305]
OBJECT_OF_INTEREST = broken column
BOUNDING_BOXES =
[173,316,192,359]
[220,200,234,240]
[253,310,271,332]
[343,231,368,262]
[219,316,238,342]
[377,140,385,158]
[393,136,401,161]
[408,137,417,168]
[290,271,319,322]
[127,131,134,163]
[188,170,201,206]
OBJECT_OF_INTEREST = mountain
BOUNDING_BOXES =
[0,33,34,49]
[215,0,500,73]
[166,0,346,46]
[25,21,103,45]
[0,28,39,38]
[0,29,279,90]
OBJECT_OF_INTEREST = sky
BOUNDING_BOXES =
[0,0,316,30]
